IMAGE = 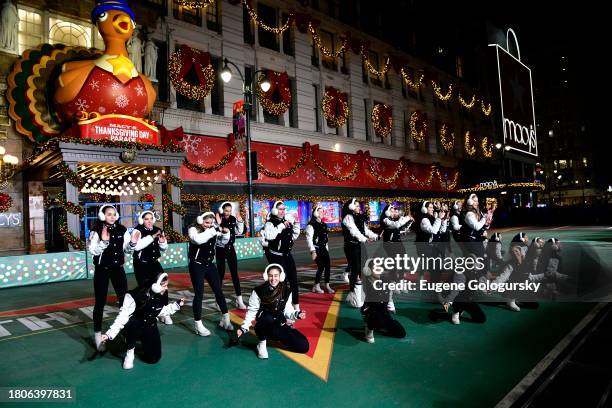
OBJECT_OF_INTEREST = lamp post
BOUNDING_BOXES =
[220,59,270,236]
[495,142,511,183]
[0,146,19,190]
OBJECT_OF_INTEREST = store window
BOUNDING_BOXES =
[206,0,221,33]
[173,1,202,26]
[17,8,42,55]
[49,17,92,48]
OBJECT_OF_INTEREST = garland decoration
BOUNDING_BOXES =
[177,0,214,7]
[400,68,424,91]
[258,146,310,179]
[57,216,85,250]
[164,174,184,189]
[371,103,393,138]
[366,158,406,184]
[322,87,349,128]
[481,137,494,158]
[57,162,85,189]
[464,131,477,157]
[169,45,215,100]
[439,124,455,152]
[243,0,292,34]
[0,193,12,212]
[361,45,391,77]
[184,144,236,174]
[139,193,156,203]
[458,93,476,109]
[256,70,292,116]
[431,81,453,101]
[55,193,85,217]
[409,111,427,143]
[311,157,359,182]
[309,22,348,58]
[481,100,492,116]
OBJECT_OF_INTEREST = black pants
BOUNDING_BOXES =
[93,265,128,332]
[268,252,299,304]
[362,303,406,338]
[216,245,241,296]
[124,318,161,364]
[254,312,309,354]
[188,261,228,320]
[452,301,486,323]
[314,247,331,284]
[264,249,272,264]
[344,243,361,291]
[133,259,168,304]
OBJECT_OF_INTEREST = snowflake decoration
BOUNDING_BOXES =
[197,158,205,166]
[98,106,106,113]
[202,144,213,156]
[181,135,202,155]
[233,153,244,167]
[343,154,352,165]
[370,158,382,172]
[75,99,89,111]
[89,80,100,91]
[225,173,238,182]
[306,169,316,182]
[333,163,342,175]
[111,82,121,93]
[135,84,144,96]
[275,147,287,162]
[115,94,129,108]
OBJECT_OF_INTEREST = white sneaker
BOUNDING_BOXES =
[365,327,375,343]
[387,300,396,313]
[235,295,247,310]
[507,300,521,312]
[257,340,269,359]
[451,312,461,325]
[343,272,350,283]
[312,283,324,293]
[123,348,135,370]
[94,331,106,352]
[323,283,335,294]
[219,313,233,330]
[159,315,173,325]
[194,320,211,336]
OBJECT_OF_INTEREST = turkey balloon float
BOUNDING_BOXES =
[7,0,160,145]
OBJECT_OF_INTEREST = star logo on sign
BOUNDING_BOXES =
[510,74,526,112]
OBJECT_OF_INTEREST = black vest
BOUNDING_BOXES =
[254,282,291,317]
[219,215,238,247]
[133,225,161,263]
[342,213,365,244]
[94,223,127,267]
[128,288,167,327]
[382,216,402,242]
[414,214,436,243]
[309,219,329,248]
[450,211,462,242]
[267,216,294,254]
[188,227,217,264]
[459,209,486,242]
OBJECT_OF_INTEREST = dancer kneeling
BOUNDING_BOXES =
[361,260,406,343]
[237,264,309,359]
[100,273,184,370]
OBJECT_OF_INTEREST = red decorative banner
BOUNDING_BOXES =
[74,114,160,145]
[179,134,459,191]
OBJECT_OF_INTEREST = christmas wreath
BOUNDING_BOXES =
[257,70,291,116]
[169,45,215,100]
[322,87,349,128]
[0,193,12,212]
[371,103,393,138]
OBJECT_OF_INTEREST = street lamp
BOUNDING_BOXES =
[220,58,270,235]
[495,143,511,182]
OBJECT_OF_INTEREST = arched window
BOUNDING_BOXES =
[49,18,91,47]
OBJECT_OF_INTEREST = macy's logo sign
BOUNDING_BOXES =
[503,118,537,155]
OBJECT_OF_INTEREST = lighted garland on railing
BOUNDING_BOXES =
[481,100,492,116]
[366,159,405,184]
[439,124,455,152]
[458,93,476,109]
[481,137,494,158]
[257,149,310,179]
[243,0,292,33]
[309,23,348,58]
[183,144,236,174]
[431,81,453,101]
[456,182,545,194]
[312,157,359,182]
[464,131,477,157]
[399,68,424,91]
[409,111,427,143]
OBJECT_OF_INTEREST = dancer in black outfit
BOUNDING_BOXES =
[237,264,309,359]
[88,204,133,352]
[100,273,184,369]
[305,204,335,294]
[215,202,247,310]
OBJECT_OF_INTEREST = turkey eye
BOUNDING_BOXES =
[98,12,108,22]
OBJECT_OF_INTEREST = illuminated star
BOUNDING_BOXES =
[107,55,135,81]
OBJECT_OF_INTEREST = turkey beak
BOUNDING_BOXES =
[113,14,131,34]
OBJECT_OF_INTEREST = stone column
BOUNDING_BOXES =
[169,167,183,234]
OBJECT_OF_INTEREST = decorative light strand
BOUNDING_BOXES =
[439,124,455,152]
[481,136,493,158]
[481,100,492,116]
[458,93,476,109]
[431,80,453,101]
[371,104,393,138]
[409,111,427,143]
[361,45,391,77]
[464,131,476,157]
[400,68,424,91]
[243,0,292,34]
[308,23,348,58]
